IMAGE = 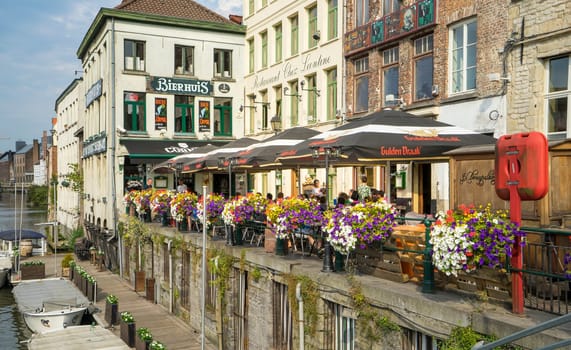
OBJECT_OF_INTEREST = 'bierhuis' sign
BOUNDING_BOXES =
[150,76,213,96]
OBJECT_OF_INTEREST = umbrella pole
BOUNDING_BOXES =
[297,165,301,196]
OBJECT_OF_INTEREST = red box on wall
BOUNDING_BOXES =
[495,132,548,201]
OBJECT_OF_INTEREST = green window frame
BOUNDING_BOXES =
[307,75,317,123]
[261,31,268,68]
[248,0,254,15]
[327,68,337,120]
[308,5,318,49]
[175,95,194,133]
[214,101,233,137]
[290,82,299,126]
[124,92,146,131]
[328,0,338,40]
[275,24,283,63]
[291,15,299,56]
[248,38,255,73]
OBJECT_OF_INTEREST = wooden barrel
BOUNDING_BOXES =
[20,240,33,257]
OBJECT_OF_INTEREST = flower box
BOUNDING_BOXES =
[105,298,119,326]
[120,320,136,347]
[354,243,408,283]
[146,278,155,302]
[20,262,45,280]
[135,270,146,292]
[457,268,511,301]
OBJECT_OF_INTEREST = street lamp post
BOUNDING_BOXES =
[311,145,341,272]
[35,221,58,276]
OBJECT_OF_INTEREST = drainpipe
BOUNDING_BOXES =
[110,18,122,279]
[296,282,304,350]
[167,239,173,313]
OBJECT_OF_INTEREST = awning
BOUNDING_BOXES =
[121,139,228,163]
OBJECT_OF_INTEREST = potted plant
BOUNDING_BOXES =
[430,204,525,297]
[149,340,167,350]
[120,311,136,347]
[61,253,74,277]
[105,294,119,326]
[20,260,45,280]
[136,327,153,350]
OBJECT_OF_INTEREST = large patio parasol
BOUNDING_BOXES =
[234,127,321,170]
[183,137,259,172]
[277,109,497,165]
[151,144,220,173]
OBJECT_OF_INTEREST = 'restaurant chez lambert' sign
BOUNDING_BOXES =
[150,76,213,96]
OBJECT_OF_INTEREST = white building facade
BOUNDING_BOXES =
[74,4,245,244]
[243,0,351,198]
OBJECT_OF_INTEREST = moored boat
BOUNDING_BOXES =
[0,250,12,288]
[23,301,87,334]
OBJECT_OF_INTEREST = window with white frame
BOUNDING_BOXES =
[328,0,338,40]
[174,45,194,75]
[354,56,369,113]
[248,38,255,74]
[546,56,570,134]
[383,46,399,106]
[450,19,477,93]
[355,0,369,27]
[124,39,145,71]
[308,5,318,49]
[261,31,268,68]
[414,34,434,100]
[291,15,299,56]
[275,23,283,63]
[214,49,232,78]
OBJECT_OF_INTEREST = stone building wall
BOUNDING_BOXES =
[506,0,571,134]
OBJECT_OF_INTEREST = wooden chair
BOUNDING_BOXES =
[392,225,426,282]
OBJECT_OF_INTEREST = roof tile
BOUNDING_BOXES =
[114,0,235,25]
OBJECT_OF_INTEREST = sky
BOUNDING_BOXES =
[0,0,241,153]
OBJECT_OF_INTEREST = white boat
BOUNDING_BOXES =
[23,301,87,334]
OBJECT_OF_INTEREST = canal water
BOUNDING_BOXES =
[0,191,48,348]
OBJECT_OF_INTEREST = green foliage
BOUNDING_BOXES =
[207,249,234,301]
[441,326,523,350]
[65,227,84,251]
[26,185,48,207]
[347,275,399,344]
[106,294,118,305]
[121,311,135,323]
[251,267,262,282]
[61,253,74,268]
[64,163,84,193]
[285,274,320,336]
[137,327,153,341]
[121,216,151,246]
[21,260,44,266]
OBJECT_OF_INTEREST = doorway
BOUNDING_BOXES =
[418,163,432,215]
